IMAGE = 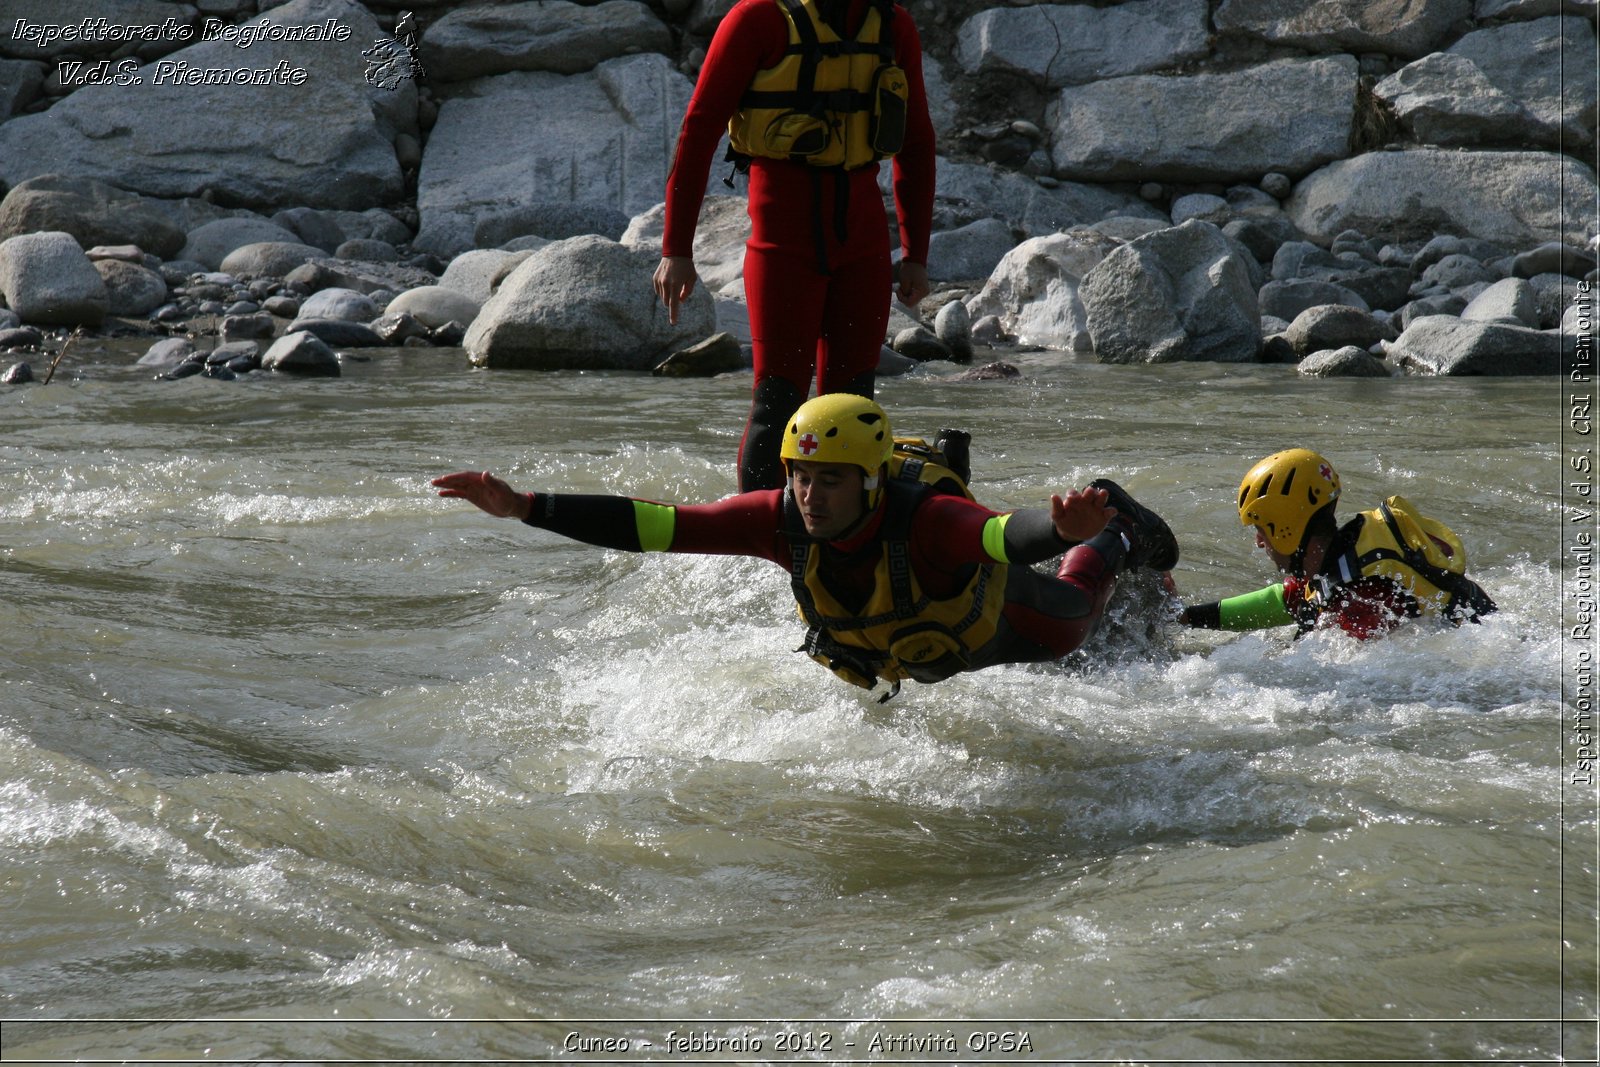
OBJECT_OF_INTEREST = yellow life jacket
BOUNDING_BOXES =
[1305,495,1486,621]
[784,439,1003,692]
[728,0,908,171]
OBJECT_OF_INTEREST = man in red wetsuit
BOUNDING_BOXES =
[434,395,1179,697]
[652,0,936,492]
[1179,449,1496,639]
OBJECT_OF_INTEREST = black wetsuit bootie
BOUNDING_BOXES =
[1089,478,1179,571]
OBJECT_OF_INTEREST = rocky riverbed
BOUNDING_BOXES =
[0,0,1594,384]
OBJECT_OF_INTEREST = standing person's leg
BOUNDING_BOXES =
[815,173,892,400]
[815,247,891,401]
[739,241,829,491]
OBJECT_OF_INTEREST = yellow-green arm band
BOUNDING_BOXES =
[1216,583,1292,630]
[632,501,677,552]
[981,512,1013,563]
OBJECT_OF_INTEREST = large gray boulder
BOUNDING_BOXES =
[218,242,328,279]
[0,231,109,326]
[386,286,482,329]
[1375,17,1596,148]
[1214,0,1472,57]
[1080,220,1261,363]
[262,331,341,376]
[0,0,407,211]
[138,337,198,367]
[415,53,710,258]
[930,159,1166,237]
[1285,149,1597,248]
[1047,57,1357,183]
[421,0,673,81]
[1386,315,1565,375]
[1299,346,1394,377]
[473,203,631,249]
[1374,54,1541,147]
[1513,241,1597,280]
[1283,304,1396,357]
[180,218,305,270]
[465,235,716,369]
[963,230,1122,352]
[0,176,186,258]
[1460,278,1540,326]
[0,58,43,120]
[621,195,751,297]
[926,218,1018,284]
[1447,16,1596,147]
[957,0,1209,88]
[438,249,533,303]
[920,50,961,146]
[298,288,378,323]
[92,259,168,316]
[271,207,346,255]
[1258,278,1370,321]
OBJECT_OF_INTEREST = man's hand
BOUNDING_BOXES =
[896,259,929,307]
[432,471,531,520]
[653,255,698,325]
[1050,485,1114,543]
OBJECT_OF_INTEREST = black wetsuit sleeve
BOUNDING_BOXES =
[521,492,648,552]
[999,508,1072,565]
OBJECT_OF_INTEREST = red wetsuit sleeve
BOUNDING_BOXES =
[662,489,791,564]
[888,8,935,265]
[907,495,1000,570]
[905,495,1069,569]
[661,0,787,259]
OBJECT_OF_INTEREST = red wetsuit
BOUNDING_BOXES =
[521,488,1125,671]
[662,0,937,492]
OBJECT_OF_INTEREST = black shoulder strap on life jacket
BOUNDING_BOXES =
[785,0,823,107]
[1373,501,1462,594]
[783,479,928,628]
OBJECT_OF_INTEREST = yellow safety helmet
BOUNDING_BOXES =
[1237,448,1342,555]
[780,393,893,487]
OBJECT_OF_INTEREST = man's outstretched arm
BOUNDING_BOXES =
[432,470,786,560]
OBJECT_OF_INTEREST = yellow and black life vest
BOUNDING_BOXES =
[728,0,908,171]
[1305,495,1495,623]
[784,438,1002,693]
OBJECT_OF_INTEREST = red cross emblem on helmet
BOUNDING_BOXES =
[1319,463,1333,481]
[797,432,819,456]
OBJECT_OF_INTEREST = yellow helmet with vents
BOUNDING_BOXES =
[1238,449,1342,554]
[780,394,893,482]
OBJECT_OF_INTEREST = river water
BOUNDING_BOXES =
[1,342,1594,1063]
